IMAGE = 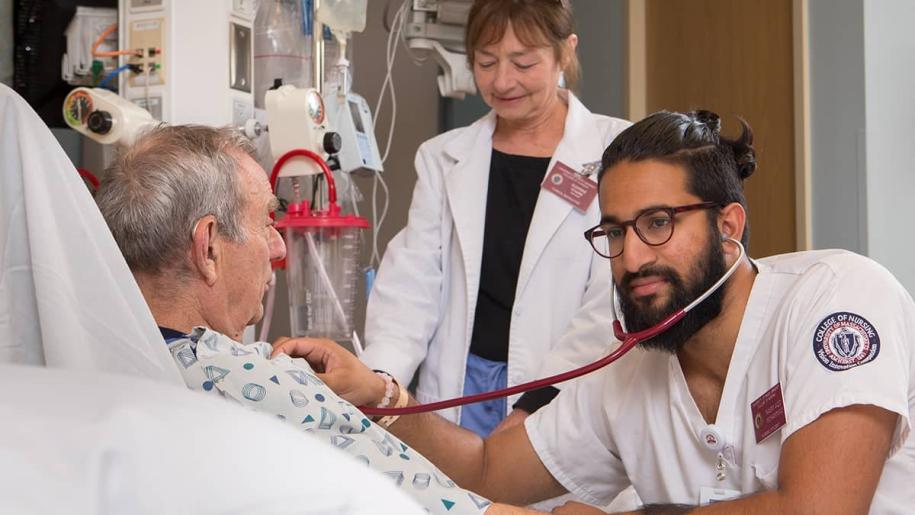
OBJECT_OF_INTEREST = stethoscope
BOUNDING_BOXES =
[360,238,746,416]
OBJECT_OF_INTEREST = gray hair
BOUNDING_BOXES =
[96,124,259,275]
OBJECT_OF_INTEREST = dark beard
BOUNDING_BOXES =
[617,231,727,354]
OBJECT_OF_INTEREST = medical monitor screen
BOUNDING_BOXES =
[349,100,365,134]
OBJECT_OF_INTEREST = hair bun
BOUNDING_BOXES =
[693,110,721,133]
[727,118,757,180]
[683,109,721,144]
[735,152,757,180]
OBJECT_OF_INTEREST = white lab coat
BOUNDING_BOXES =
[362,93,630,422]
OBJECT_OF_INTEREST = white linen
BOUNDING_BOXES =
[0,83,181,383]
[0,363,425,514]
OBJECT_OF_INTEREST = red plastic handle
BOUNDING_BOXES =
[269,148,336,205]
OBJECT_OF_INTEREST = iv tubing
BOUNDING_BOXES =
[304,232,351,336]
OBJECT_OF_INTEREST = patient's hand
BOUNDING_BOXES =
[271,337,386,407]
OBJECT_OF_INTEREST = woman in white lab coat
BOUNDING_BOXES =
[361,0,630,436]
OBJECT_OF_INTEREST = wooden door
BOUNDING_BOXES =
[631,0,802,257]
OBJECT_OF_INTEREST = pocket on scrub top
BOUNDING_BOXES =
[750,428,782,490]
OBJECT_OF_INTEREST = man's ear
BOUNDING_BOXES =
[718,202,747,246]
[190,215,220,286]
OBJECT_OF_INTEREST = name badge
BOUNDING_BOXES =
[699,486,742,505]
[751,383,787,444]
[542,161,598,212]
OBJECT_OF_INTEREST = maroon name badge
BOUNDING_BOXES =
[751,383,787,444]
[542,161,598,213]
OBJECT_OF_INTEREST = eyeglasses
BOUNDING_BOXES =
[583,201,721,259]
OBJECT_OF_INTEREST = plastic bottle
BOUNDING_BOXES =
[254,0,311,108]
[317,0,367,34]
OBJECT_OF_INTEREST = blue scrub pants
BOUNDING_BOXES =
[458,353,508,437]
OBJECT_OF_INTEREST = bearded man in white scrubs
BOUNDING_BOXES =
[276,110,915,514]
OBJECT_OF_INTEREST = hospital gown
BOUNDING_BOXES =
[166,327,491,515]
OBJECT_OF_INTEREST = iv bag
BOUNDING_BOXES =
[317,0,367,34]
[254,0,311,109]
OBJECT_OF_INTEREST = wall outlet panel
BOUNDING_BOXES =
[119,0,254,126]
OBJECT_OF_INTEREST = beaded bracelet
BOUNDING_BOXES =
[378,380,408,428]
[373,370,396,409]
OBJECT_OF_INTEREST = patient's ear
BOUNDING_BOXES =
[190,215,220,286]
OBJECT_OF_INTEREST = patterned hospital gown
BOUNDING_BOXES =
[166,327,491,515]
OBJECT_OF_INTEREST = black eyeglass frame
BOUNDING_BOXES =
[583,201,722,259]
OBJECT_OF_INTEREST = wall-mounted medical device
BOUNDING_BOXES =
[61,7,119,86]
[325,92,383,174]
[63,87,156,146]
[265,85,342,177]
[405,0,475,99]
[117,0,257,126]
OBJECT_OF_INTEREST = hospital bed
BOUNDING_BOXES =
[0,83,423,514]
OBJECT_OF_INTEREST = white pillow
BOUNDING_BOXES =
[0,364,424,515]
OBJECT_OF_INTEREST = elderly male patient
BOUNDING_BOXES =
[94,125,498,515]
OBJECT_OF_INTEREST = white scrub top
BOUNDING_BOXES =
[526,250,914,512]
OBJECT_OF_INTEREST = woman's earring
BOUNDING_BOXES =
[558,71,566,89]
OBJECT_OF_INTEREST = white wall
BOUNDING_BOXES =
[575,0,626,118]
[809,0,867,254]
[808,0,915,295]
[862,0,915,293]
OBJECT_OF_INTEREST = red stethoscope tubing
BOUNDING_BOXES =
[359,342,636,416]
[359,310,685,416]
[359,309,686,415]
[359,238,745,417]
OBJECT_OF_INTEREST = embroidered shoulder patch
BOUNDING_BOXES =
[812,312,880,371]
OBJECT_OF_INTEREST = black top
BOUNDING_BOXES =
[468,149,559,413]
[469,149,550,362]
